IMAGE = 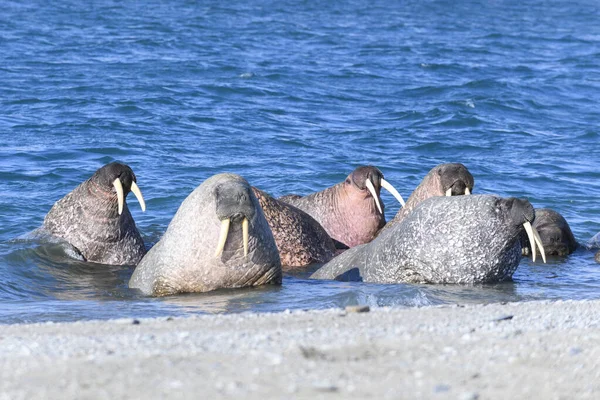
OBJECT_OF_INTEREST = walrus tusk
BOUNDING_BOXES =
[531,225,547,263]
[130,181,146,212]
[215,219,231,257]
[365,179,383,214]
[446,188,452,197]
[465,187,471,195]
[523,221,538,263]
[242,218,249,257]
[381,178,405,207]
[113,178,124,215]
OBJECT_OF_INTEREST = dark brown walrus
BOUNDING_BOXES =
[279,166,405,248]
[378,163,474,234]
[252,187,336,269]
[521,208,578,257]
[42,162,147,265]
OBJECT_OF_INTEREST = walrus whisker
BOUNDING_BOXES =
[365,179,383,214]
[381,178,405,207]
[445,188,452,197]
[215,219,231,257]
[112,178,124,215]
[531,225,547,263]
[130,181,146,212]
[465,187,471,195]
[242,217,249,257]
[523,221,537,262]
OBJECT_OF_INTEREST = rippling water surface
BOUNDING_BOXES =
[1,0,600,324]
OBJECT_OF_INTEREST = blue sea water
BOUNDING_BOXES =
[1,0,600,324]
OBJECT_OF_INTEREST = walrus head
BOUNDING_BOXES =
[344,166,405,215]
[521,208,577,257]
[89,162,146,215]
[129,173,281,296]
[438,163,474,197]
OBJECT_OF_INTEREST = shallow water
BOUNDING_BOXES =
[1,0,600,324]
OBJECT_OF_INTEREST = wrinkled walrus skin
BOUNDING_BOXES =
[521,208,578,257]
[252,187,336,269]
[380,163,474,234]
[311,195,534,284]
[129,174,281,296]
[42,162,146,266]
[280,166,393,248]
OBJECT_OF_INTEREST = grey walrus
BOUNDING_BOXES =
[379,163,474,234]
[279,166,404,248]
[311,195,546,284]
[129,174,281,296]
[521,208,578,257]
[251,187,336,269]
[42,162,147,265]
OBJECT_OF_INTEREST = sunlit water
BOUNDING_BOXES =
[1,0,600,324]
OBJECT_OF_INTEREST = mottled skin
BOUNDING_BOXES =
[380,163,474,234]
[42,162,146,265]
[252,187,336,269]
[521,208,578,257]
[280,166,387,248]
[129,174,281,296]
[311,195,534,284]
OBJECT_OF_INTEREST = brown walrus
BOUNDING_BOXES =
[129,173,281,296]
[252,187,336,269]
[42,162,147,265]
[279,166,404,248]
[521,208,578,257]
[379,163,474,234]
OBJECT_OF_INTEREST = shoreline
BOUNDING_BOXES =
[1,300,599,399]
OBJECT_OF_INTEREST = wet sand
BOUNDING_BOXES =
[1,300,599,399]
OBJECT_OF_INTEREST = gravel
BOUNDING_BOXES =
[1,299,599,399]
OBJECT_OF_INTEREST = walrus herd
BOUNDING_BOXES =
[36,161,590,297]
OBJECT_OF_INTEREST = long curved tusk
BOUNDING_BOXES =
[214,219,231,257]
[381,178,405,207]
[113,178,124,215]
[446,188,452,197]
[130,181,146,212]
[523,221,537,263]
[242,218,249,257]
[465,187,471,195]
[365,179,382,214]
[531,225,547,263]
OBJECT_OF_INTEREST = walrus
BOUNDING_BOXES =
[41,162,147,266]
[311,195,546,284]
[279,166,404,248]
[521,208,578,257]
[379,163,474,234]
[129,173,281,296]
[251,187,336,269]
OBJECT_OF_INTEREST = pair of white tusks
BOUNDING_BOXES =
[523,221,547,263]
[365,178,406,214]
[214,218,249,258]
[113,179,146,215]
[446,187,471,197]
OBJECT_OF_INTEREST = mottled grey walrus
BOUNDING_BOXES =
[42,162,147,265]
[379,163,474,234]
[279,166,404,248]
[311,195,546,284]
[129,174,281,296]
[252,187,336,269]
[521,208,578,257]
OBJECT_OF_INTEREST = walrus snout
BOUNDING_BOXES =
[500,197,546,263]
[90,162,146,215]
[349,166,405,213]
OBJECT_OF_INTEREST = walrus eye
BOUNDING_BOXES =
[345,178,351,184]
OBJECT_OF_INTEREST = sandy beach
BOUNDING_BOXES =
[1,300,599,399]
